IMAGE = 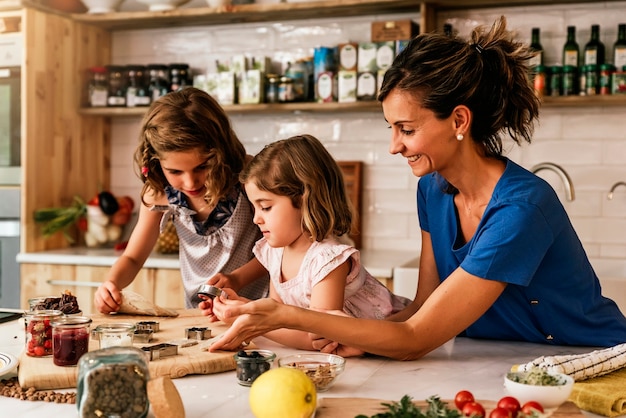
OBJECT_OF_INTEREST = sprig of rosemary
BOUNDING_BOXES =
[356,395,462,418]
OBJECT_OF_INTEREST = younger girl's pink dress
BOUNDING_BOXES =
[253,237,411,319]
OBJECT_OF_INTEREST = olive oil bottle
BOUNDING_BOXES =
[563,26,579,67]
[529,28,543,68]
[614,23,626,70]
[584,24,605,66]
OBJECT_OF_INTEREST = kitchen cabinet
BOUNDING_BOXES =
[20,263,184,311]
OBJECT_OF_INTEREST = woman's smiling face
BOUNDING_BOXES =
[383,89,458,178]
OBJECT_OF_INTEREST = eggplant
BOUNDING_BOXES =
[98,191,119,215]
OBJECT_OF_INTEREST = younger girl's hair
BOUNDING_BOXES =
[134,87,246,208]
[378,15,540,159]
[240,134,353,242]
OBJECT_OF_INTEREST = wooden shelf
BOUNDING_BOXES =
[78,95,626,118]
[79,101,383,116]
[430,0,626,10]
[65,0,420,31]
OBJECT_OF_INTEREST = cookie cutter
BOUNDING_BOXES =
[141,343,178,361]
[197,284,223,300]
[133,329,154,343]
[185,326,212,340]
[135,320,160,332]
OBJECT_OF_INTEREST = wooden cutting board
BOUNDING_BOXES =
[18,309,238,390]
[316,398,585,417]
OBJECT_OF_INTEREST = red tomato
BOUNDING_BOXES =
[462,401,485,417]
[521,401,544,414]
[489,407,512,418]
[33,346,45,356]
[455,390,475,410]
[497,396,521,417]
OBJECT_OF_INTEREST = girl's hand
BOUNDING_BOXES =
[209,298,285,352]
[207,272,237,290]
[202,288,246,324]
[95,281,122,314]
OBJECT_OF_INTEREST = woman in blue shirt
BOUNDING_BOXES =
[207,16,626,360]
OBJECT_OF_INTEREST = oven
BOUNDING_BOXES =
[0,188,19,308]
[0,32,21,185]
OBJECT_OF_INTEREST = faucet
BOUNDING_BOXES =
[531,162,575,201]
[608,181,626,200]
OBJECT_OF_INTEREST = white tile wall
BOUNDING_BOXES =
[109,1,626,263]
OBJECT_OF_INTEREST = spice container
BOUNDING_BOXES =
[52,316,92,366]
[87,66,108,107]
[533,64,547,98]
[93,323,135,348]
[265,74,279,103]
[77,346,150,418]
[234,349,276,386]
[586,64,598,95]
[599,63,615,95]
[562,65,577,96]
[278,76,295,103]
[147,64,170,102]
[549,65,562,97]
[169,63,190,92]
[24,309,64,357]
[106,65,127,107]
[126,65,150,107]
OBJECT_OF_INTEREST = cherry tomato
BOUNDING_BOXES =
[462,401,485,417]
[521,401,544,415]
[33,346,45,356]
[497,396,521,417]
[455,390,476,410]
[489,407,512,418]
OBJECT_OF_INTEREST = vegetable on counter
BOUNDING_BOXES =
[355,395,461,418]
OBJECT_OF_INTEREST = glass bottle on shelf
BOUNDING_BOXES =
[106,65,127,107]
[563,26,579,67]
[147,64,170,102]
[614,23,626,70]
[529,27,543,68]
[583,24,605,66]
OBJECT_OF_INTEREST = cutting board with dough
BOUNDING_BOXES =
[316,398,585,417]
[18,309,237,390]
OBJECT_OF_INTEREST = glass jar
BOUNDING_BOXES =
[599,63,615,95]
[549,65,562,97]
[169,63,190,92]
[52,316,92,366]
[126,65,150,107]
[87,66,108,107]
[562,65,577,96]
[278,76,295,103]
[106,65,127,107]
[533,64,547,98]
[265,73,279,103]
[234,349,276,386]
[147,64,170,102]
[586,64,599,95]
[24,310,64,357]
[77,347,150,418]
[93,323,135,349]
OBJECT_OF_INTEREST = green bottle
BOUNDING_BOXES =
[529,28,543,68]
[614,24,626,70]
[563,26,579,67]
[584,24,605,66]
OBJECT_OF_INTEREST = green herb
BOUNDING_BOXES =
[508,367,566,386]
[33,196,86,243]
[355,395,462,418]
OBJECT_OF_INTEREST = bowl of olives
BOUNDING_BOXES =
[234,349,276,386]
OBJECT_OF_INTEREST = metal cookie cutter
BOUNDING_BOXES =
[186,326,212,340]
[135,320,160,332]
[197,284,222,300]
[141,343,178,361]
[133,329,154,343]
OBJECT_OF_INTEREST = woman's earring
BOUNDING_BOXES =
[456,133,464,141]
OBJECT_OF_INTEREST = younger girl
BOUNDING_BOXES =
[204,134,410,351]
[95,87,268,313]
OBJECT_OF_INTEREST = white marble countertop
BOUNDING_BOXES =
[16,248,418,279]
[0,317,612,418]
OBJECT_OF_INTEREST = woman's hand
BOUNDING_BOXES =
[209,297,285,352]
[308,309,365,358]
[94,281,122,314]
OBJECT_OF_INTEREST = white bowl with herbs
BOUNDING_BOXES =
[504,368,574,408]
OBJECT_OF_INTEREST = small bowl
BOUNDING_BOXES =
[278,353,345,392]
[136,0,190,11]
[504,370,574,408]
[234,349,276,386]
[80,0,125,13]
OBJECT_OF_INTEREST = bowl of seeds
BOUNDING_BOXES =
[278,353,345,392]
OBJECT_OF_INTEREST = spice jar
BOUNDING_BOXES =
[169,63,190,92]
[562,65,577,96]
[549,65,562,97]
[533,64,547,98]
[93,323,135,349]
[87,66,108,107]
[265,73,279,103]
[586,64,598,95]
[52,316,92,366]
[599,63,615,95]
[77,347,150,418]
[106,65,127,107]
[147,64,170,102]
[278,76,295,103]
[24,309,64,357]
[126,65,150,107]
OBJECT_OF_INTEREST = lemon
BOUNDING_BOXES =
[249,367,317,418]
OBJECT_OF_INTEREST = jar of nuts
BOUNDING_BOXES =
[77,347,150,418]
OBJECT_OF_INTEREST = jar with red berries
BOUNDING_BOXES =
[24,310,64,357]
[52,316,92,366]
